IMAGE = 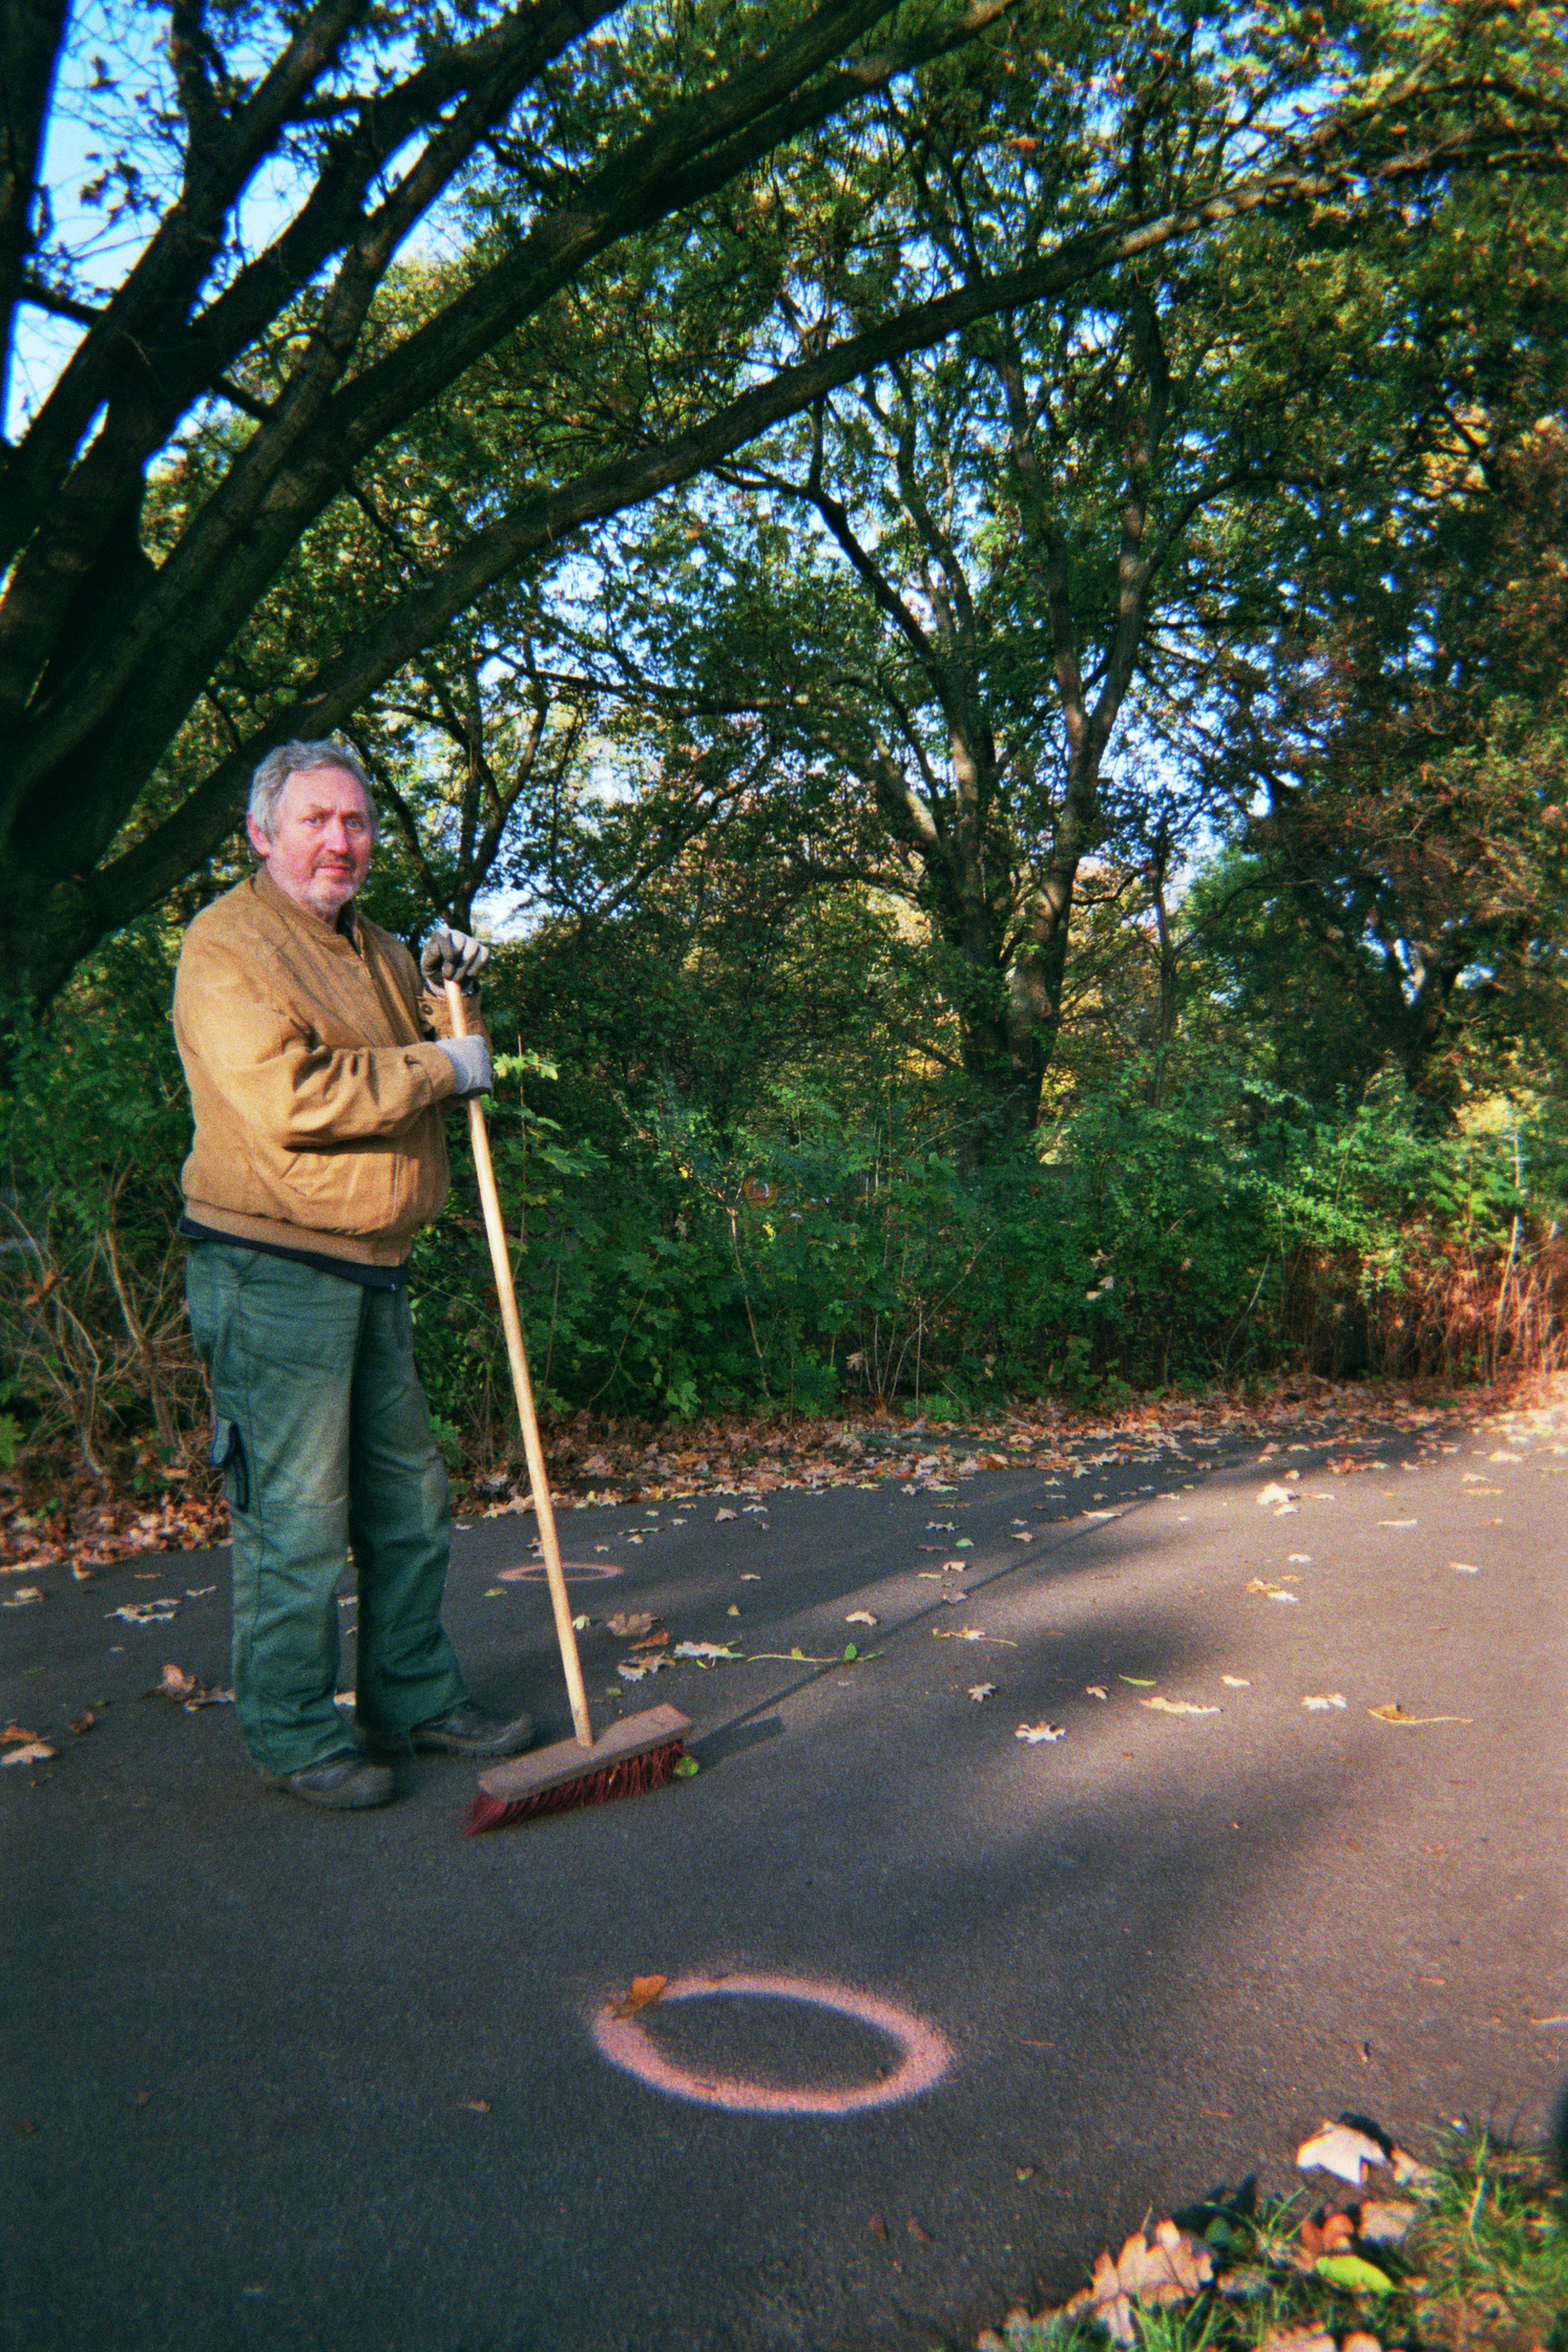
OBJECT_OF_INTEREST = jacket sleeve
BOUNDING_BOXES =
[174,926,459,1150]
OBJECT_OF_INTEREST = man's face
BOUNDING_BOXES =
[248,764,374,922]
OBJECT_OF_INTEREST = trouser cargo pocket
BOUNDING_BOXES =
[209,1416,249,1512]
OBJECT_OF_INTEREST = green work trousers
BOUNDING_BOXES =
[184,1243,467,1775]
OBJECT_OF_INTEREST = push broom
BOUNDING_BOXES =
[443,980,689,1835]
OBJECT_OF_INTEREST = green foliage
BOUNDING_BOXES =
[394,1038,1561,1446]
[0,920,202,1476]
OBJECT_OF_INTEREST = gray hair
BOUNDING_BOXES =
[248,739,377,844]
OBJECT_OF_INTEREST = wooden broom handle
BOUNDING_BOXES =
[446,979,594,1749]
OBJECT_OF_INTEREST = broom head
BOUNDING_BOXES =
[464,1702,692,1836]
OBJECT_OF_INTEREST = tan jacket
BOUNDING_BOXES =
[173,866,474,1266]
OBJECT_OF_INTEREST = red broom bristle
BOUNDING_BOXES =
[462,1739,685,1836]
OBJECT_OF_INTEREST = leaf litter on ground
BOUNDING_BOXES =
[19,1375,1563,1578]
[977,2118,1561,2352]
[149,1663,233,1710]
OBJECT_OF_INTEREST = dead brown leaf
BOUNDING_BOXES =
[608,1611,658,1639]
[71,1710,95,1736]
[612,1974,668,2020]
[2,1722,39,1744]
[906,2218,934,2244]
[1297,2210,1357,2266]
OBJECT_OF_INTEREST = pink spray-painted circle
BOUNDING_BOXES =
[591,1971,954,2116]
[498,1561,624,1584]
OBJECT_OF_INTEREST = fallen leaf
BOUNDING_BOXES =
[0,1740,56,1766]
[3,1587,42,1608]
[1258,1482,1293,1506]
[616,1657,673,1682]
[1357,2200,1418,2246]
[846,1610,878,1627]
[1118,1675,1155,1687]
[458,2098,491,2114]
[2,1723,39,1744]
[612,1974,667,2020]
[739,1573,761,1581]
[672,1641,741,1664]
[1016,1721,1066,1744]
[968,1684,997,1702]
[906,2218,933,2244]
[108,1598,179,1624]
[71,1710,95,1736]
[1086,1685,1109,1699]
[671,1755,700,1779]
[1297,2212,1356,2263]
[941,1558,967,1572]
[1064,2224,1214,2346]
[1258,2330,1336,2352]
[1449,1559,1481,1574]
[1377,1519,1418,1529]
[158,1664,197,1699]
[1298,2120,1388,2184]
[1142,1695,1220,1717]
[184,1586,217,1598]
[608,1610,656,1639]
[713,1508,737,1522]
[1222,1676,1251,1688]
[867,2214,887,2241]
[1302,1692,1348,1712]
[1316,2254,1394,2294]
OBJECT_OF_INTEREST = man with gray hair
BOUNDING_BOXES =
[172,739,534,1809]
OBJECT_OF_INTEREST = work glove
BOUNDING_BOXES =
[435,1035,492,1100]
[419,923,489,995]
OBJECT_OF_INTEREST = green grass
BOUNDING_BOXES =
[976,2130,1566,2352]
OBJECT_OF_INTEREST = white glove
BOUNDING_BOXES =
[420,923,489,995]
[435,1035,492,1099]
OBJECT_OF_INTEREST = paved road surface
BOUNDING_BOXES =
[4,1401,1564,2352]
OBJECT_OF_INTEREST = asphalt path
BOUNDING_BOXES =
[4,1403,1565,2352]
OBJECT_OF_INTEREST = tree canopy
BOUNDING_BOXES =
[5,0,1564,1038]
